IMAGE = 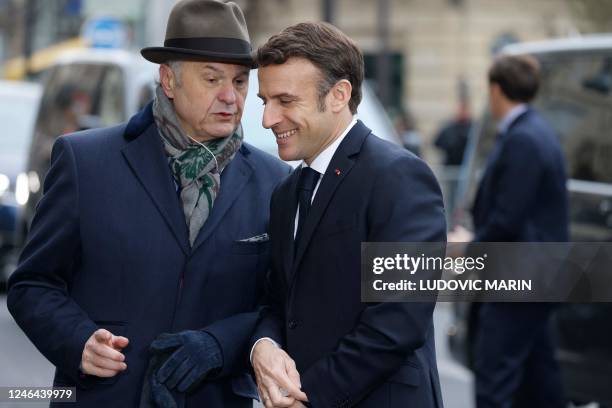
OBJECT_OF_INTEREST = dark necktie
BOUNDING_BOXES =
[295,166,320,242]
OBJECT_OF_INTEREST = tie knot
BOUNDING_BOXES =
[297,167,319,192]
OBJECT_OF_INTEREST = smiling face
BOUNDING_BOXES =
[257,57,351,164]
[160,61,249,142]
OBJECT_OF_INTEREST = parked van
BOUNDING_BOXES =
[450,35,612,406]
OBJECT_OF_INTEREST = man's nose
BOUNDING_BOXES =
[218,83,237,105]
[262,103,281,129]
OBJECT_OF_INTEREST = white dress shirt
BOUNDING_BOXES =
[293,117,357,237]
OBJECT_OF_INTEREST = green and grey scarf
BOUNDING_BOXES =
[152,85,243,246]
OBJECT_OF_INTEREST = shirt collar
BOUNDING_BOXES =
[497,104,528,135]
[302,117,357,175]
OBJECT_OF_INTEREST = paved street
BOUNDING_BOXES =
[0,293,54,407]
[0,294,472,407]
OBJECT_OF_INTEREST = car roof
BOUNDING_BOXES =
[502,34,612,56]
[54,48,155,68]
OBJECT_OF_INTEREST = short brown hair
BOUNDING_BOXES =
[256,22,364,114]
[488,54,541,103]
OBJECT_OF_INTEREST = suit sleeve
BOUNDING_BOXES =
[202,310,263,378]
[7,137,98,386]
[300,155,447,407]
[474,132,543,242]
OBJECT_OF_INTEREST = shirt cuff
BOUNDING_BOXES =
[250,337,280,365]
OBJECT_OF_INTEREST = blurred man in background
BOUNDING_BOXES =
[449,54,568,408]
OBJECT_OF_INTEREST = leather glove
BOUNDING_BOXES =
[150,330,223,393]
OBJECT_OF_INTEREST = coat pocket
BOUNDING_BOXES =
[231,240,270,255]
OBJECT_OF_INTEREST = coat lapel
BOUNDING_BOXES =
[291,121,370,280]
[121,123,190,255]
[191,146,254,252]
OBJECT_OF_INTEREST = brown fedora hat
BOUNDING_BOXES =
[141,0,255,67]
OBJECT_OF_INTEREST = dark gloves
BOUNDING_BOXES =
[151,330,223,393]
[141,330,223,407]
[140,351,180,408]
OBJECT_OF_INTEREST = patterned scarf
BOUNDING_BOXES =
[152,85,243,246]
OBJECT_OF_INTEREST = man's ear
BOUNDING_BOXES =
[329,79,352,113]
[159,64,176,99]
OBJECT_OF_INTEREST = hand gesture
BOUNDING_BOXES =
[81,328,129,377]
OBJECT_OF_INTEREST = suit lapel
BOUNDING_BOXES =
[291,121,370,280]
[121,123,190,255]
[191,147,254,252]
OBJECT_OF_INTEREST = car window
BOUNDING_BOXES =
[28,63,125,179]
[98,66,126,125]
[536,53,612,184]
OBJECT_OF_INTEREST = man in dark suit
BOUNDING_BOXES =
[249,22,447,408]
[7,1,288,407]
[450,55,568,407]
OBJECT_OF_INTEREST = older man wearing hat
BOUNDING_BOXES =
[7,1,288,407]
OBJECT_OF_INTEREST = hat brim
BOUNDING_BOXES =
[141,46,256,68]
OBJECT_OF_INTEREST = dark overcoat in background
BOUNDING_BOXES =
[471,107,568,408]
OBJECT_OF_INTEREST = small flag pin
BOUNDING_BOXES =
[335,168,341,176]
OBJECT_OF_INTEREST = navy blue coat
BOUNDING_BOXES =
[472,107,568,243]
[7,105,289,407]
[253,121,447,408]
[470,107,568,408]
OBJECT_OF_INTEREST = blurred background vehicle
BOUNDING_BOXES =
[449,35,612,407]
[0,79,41,288]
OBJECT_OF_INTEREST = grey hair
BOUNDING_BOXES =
[166,60,183,86]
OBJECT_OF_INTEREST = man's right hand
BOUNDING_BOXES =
[81,329,129,377]
[252,339,307,408]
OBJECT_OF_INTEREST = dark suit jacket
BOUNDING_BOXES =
[470,107,569,406]
[253,121,447,408]
[7,104,289,407]
[472,107,568,242]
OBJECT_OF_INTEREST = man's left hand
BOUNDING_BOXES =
[150,330,222,393]
[252,339,307,407]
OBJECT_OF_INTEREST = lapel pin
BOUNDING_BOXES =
[334,168,341,176]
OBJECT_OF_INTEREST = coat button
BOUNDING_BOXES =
[288,320,298,329]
